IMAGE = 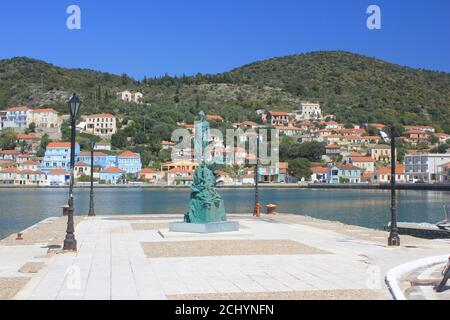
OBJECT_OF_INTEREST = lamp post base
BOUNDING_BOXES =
[388,234,400,246]
[63,235,77,251]
[253,203,261,217]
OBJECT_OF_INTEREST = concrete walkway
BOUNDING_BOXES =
[2,214,449,300]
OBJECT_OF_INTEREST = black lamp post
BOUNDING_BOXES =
[253,127,261,217]
[63,93,81,251]
[88,139,96,217]
[388,125,400,246]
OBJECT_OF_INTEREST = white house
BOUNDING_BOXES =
[47,169,69,186]
[294,102,322,120]
[117,91,144,104]
[404,153,450,182]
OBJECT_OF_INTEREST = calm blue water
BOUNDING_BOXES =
[0,188,449,239]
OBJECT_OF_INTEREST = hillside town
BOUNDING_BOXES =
[0,99,449,187]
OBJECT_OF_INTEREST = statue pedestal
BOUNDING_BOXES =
[169,221,239,234]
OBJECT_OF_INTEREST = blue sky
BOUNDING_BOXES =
[0,0,449,78]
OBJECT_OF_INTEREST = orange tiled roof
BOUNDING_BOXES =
[376,165,405,174]
[22,160,40,165]
[311,167,328,174]
[6,106,31,111]
[269,111,289,116]
[102,167,126,173]
[207,115,224,121]
[47,142,72,148]
[168,167,194,173]
[0,167,19,173]
[19,170,45,175]
[275,126,301,131]
[86,113,114,118]
[0,150,21,155]
[32,108,56,113]
[75,162,89,167]
[119,150,139,158]
[351,157,374,163]
[139,168,157,174]
[347,152,364,157]
[48,169,69,175]
[16,134,35,140]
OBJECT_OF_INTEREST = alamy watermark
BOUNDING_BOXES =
[170,128,279,166]
[67,5,81,30]
[367,5,381,30]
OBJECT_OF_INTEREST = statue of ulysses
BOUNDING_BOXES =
[184,111,226,223]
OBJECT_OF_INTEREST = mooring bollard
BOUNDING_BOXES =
[61,205,69,217]
[16,233,23,241]
[266,204,277,215]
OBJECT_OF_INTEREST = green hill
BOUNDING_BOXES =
[0,51,449,133]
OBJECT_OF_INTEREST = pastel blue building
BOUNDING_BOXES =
[78,152,117,169]
[117,151,142,175]
[99,167,126,184]
[327,164,362,184]
[40,142,80,173]
[43,145,142,175]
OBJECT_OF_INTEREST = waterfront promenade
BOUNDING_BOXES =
[0,214,449,300]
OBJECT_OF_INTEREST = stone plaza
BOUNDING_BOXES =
[0,213,449,300]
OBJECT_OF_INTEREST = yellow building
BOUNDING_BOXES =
[370,145,393,162]
[85,114,117,138]
[27,108,61,129]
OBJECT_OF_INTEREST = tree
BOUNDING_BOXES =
[111,130,128,149]
[288,158,311,180]
[27,122,36,133]
[281,141,326,162]
[36,134,52,157]
[431,143,450,154]
[0,129,17,150]
[344,123,355,129]
[428,135,439,145]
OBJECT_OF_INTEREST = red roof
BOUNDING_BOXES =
[102,167,126,173]
[376,165,405,174]
[0,150,21,155]
[311,167,328,174]
[86,113,115,118]
[139,168,157,174]
[168,168,193,173]
[48,169,69,175]
[75,162,89,167]
[6,106,31,111]
[404,130,428,135]
[32,108,56,113]
[47,142,72,148]
[119,151,139,158]
[275,126,301,131]
[347,152,363,157]
[351,157,374,163]
[207,115,224,121]
[0,167,19,173]
[19,170,45,175]
[16,134,35,140]
[22,160,40,165]
[269,111,289,116]
[326,144,340,149]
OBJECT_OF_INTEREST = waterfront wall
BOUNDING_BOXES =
[0,183,449,191]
